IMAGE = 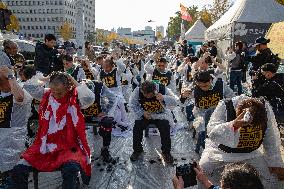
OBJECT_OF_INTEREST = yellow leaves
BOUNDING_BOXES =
[156,31,163,41]
[0,2,7,9]
[6,14,20,31]
[106,32,118,42]
[59,22,73,41]
[276,0,284,6]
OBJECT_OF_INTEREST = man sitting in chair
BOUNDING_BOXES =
[129,80,178,164]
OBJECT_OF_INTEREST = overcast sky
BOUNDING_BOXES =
[95,0,214,31]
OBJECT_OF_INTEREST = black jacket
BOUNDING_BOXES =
[246,48,272,72]
[34,43,59,75]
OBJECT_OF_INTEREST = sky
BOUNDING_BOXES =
[95,0,213,31]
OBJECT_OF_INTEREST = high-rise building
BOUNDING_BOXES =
[117,27,132,37]
[2,0,95,39]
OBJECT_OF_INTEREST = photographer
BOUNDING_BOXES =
[172,162,264,189]
[34,34,59,76]
[254,63,284,125]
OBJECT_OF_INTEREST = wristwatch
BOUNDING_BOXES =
[7,73,15,80]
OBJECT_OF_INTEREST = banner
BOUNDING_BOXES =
[266,21,284,59]
[180,3,192,22]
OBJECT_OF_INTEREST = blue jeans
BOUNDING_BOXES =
[230,70,243,95]
[8,162,89,189]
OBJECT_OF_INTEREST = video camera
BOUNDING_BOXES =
[176,162,197,187]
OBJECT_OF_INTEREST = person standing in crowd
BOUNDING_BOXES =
[9,72,96,188]
[180,71,235,154]
[188,44,195,56]
[181,40,189,57]
[247,37,274,73]
[62,54,86,82]
[129,81,178,163]
[225,41,246,95]
[209,41,217,58]
[2,40,25,67]
[85,41,96,62]
[0,63,32,185]
[34,34,59,76]
[196,42,209,58]
[198,96,284,188]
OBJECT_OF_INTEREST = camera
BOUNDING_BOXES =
[176,162,197,187]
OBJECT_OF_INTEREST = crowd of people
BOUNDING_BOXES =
[0,34,284,189]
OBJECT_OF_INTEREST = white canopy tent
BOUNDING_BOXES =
[185,19,207,43]
[205,0,284,53]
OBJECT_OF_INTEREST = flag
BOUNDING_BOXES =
[180,3,192,22]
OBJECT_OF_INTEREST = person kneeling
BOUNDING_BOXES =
[129,80,178,164]
[9,72,96,189]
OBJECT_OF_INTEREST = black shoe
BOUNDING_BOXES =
[101,148,113,163]
[130,151,143,161]
[192,128,196,139]
[162,152,174,164]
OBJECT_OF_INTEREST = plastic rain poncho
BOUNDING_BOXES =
[129,84,179,128]
[144,60,176,92]
[198,95,284,189]
[0,89,32,172]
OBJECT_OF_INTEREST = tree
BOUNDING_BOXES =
[209,0,232,23]
[156,31,163,41]
[199,7,213,28]
[59,22,73,41]
[276,0,284,6]
[106,32,118,42]
[0,2,7,9]
[96,28,108,45]
[6,14,20,31]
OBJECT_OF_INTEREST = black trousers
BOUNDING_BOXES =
[133,118,171,154]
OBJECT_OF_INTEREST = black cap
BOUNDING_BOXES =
[261,63,277,73]
[255,37,270,46]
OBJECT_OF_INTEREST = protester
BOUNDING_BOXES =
[62,54,86,82]
[9,72,96,188]
[83,80,117,162]
[181,40,189,57]
[85,41,96,62]
[2,40,24,66]
[145,57,176,91]
[0,63,32,184]
[129,80,178,163]
[198,96,284,188]
[181,70,235,154]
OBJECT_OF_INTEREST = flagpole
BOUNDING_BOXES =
[180,20,185,41]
